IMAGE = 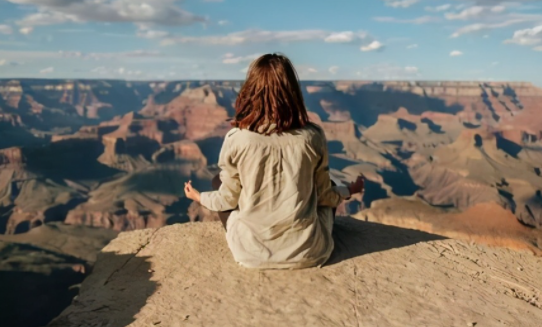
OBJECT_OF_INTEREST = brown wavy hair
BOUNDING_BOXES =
[232,53,310,135]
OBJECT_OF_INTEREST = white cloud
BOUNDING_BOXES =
[450,50,464,56]
[355,63,422,79]
[40,66,54,74]
[324,31,370,43]
[161,29,380,48]
[87,49,164,59]
[218,20,229,25]
[307,67,318,73]
[406,43,418,49]
[328,66,339,75]
[19,26,33,34]
[361,40,385,52]
[445,5,506,20]
[135,23,169,39]
[240,66,249,73]
[383,0,419,8]
[0,25,13,35]
[136,29,169,39]
[534,45,542,51]
[7,0,206,29]
[162,29,328,45]
[0,49,165,65]
[425,4,451,12]
[449,17,540,37]
[0,59,23,66]
[445,2,542,37]
[504,25,542,46]
[90,66,143,77]
[373,16,441,24]
[221,53,261,64]
[136,27,169,39]
[404,66,419,73]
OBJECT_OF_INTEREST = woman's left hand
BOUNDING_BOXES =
[184,180,201,203]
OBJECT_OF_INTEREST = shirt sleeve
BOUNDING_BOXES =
[314,127,351,208]
[199,134,241,212]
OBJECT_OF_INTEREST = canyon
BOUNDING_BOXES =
[1,78,542,326]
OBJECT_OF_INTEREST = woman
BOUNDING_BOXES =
[184,53,364,269]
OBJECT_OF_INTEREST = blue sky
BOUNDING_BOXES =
[0,0,541,85]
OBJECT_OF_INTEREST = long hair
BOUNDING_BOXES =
[232,53,310,135]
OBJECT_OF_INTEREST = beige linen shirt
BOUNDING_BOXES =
[200,123,350,269]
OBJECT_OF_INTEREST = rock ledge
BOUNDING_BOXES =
[49,218,542,327]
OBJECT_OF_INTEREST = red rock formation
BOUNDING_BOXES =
[140,85,230,140]
[0,147,25,166]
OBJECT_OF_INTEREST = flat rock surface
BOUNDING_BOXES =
[49,218,542,327]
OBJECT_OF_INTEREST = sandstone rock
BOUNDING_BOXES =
[48,219,542,327]
[140,85,231,141]
[357,198,542,255]
[64,165,212,231]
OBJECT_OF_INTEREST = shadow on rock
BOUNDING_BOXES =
[0,242,88,327]
[325,216,446,266]
[47,252,156,327]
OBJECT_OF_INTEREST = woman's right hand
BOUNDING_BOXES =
[348,174,365,195]
[184,180,201,203]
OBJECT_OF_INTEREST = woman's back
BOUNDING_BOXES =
[205,124,334,269]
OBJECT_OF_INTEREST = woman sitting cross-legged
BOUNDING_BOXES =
[184,53,365,269]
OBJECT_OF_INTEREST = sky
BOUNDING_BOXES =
[0,0,541,85]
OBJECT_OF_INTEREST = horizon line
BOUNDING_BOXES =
[0,77,537,85]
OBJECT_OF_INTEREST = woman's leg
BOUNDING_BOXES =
[212,174,232,231]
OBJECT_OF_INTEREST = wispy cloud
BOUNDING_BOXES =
[445,5,506,21]
[0,24,13,35]
[19,27,33,35]
[39,66,54,74]
[450,50,464,57]
[450,15,542,37]
[6,0,206,32]
[221,53,261,64]
[504,25,542,46]
[361,41,385,52]
[406,43,418,49]
[383,0,419,9]
[0,49,166,62]
[373,16,441,24]
[355,63,421,79]
[160,29,382,51]
[443,1,542,38]
[0,59,23,66]
[425,4,451,12]
[324,31,372,43]
[328,66,339,75]
[91,66,143,77]
[56,28,94,33]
